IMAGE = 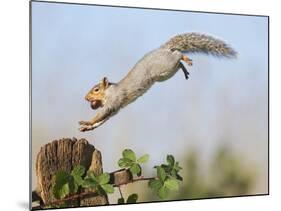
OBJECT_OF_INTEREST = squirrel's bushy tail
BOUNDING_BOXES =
[162,32,237,58]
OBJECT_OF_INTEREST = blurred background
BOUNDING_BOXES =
[31,1,268,203]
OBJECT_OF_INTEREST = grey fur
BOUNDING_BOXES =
[161,32,237,58]
[80,32,237,131]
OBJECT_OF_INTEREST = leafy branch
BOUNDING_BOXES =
[49,149,183,207]
[149,155,183,199]
[118,149,149,176]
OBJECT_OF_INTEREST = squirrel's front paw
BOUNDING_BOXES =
[79,125,94,132]
[79,120,93,126]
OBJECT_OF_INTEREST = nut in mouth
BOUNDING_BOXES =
[90,100,102,110]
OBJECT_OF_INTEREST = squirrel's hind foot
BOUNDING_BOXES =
[182,55,193,66]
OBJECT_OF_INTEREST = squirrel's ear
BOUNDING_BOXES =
[101,77,109,89]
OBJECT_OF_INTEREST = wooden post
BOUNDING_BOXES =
[33,138,108,208]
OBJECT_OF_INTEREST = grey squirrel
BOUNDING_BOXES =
[79,32,237,131]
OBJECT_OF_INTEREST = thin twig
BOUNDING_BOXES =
[132,177,155,182]
[113,176,155,187]
[48,191,99,206]
[39,171,156,208]
[118,186,123,199]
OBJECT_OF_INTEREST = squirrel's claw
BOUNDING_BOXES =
[79,125,94,132]
[79,120,95,132]
[79,126,86,132]
[79,119,105,132]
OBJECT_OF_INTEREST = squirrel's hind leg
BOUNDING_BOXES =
[180,55,193,80]
[182,55,193,66]
[179,62,189,80]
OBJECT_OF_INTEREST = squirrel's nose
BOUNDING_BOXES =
[85,95,90,101]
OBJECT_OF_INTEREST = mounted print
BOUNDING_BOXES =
[30,1,269,210]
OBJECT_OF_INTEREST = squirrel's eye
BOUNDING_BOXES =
[93,88,99,93]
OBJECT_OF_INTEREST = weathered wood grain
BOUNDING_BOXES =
[35,138,108,207]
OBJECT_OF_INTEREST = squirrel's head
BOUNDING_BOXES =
[85,77,112,109]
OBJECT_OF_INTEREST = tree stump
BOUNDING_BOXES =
[34,138,108,208]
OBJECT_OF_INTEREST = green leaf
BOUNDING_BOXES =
[129,163,141,175]
[167,155,175,166]
[126,193,138,203]
[71,182,79,194]
[176,174,183,181]
[82,178,98,188]
[117,197,125,204]
[71,165,85,177]
[161,164,172,173]
[68,176,78,194]
[52,171,71,199]
[118,158,126,167]
[122,149,136,161]
[101,184,114,193]
[174,162,182,171]
[82,171,99,188]
[137,154,149,163]
[164,178,179,191]
[71,165,85,186]
[87,171,97,180]
[97,173,110,185]
[72,174,84,186]
[157,166,166,182]
[170,169,177,177]
[118,158,133,168]
[55,183,70,199]
[157,186,169,199]
[148,179,162,191]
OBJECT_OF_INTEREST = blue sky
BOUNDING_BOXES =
[31,2,268,196]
